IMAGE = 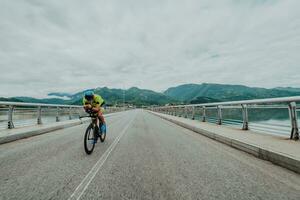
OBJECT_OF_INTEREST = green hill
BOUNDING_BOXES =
[70,87,176,106]
[164,83,300,103]
[0,97,23,103]
[13,97,70,105]
[2,84,300,106]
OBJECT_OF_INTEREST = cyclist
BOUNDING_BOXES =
[83,91,106,142]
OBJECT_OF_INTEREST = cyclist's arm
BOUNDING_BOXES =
[91,96,101,112]
[92,95,104,112]
[83,98,92,110]
[100,101,105,107]
[91,103,100,112]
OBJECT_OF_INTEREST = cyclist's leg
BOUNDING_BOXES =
[98,109,106,133]
[97,109,105,124]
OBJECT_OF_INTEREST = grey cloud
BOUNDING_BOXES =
[0,0,299,97]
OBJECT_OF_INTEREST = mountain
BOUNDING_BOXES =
[13,97,70,105]
[273,87,300,93]
[70,87,176,106]
[0,97,23,103]
[124,87,175,106]
[0,87,175,106]
[2,84,300,106]
[164,83,300,103]
[1,87,174,106]
[190,96,221,104]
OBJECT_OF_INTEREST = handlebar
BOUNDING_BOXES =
[79,114,98,119]
[79,109,98,119]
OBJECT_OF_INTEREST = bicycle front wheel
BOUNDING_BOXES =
[84,124,95,155]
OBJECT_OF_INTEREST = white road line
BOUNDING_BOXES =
[68,114,136,200]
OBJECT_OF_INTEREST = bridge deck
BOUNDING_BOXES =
[151,111,300,169]
[0,110,299,200]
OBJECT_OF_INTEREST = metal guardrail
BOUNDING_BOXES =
[0,101,123,129]
[151,96,300,140]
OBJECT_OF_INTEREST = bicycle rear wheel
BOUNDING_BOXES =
[84,124,95,154]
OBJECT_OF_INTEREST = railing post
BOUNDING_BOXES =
[37,106,42,125]
[241,104,248,130]
[217,106,222,125]
[69,107,72,120]
[288,102,299,140]
[192,106,195,120]
[174,107,177,116]
[56,107,60,122]
[184,106,187,118]
[202,106,206,122]
[8,105,14,129]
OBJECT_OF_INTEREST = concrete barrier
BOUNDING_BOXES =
[0,119,88,145]
[0,112,118,145]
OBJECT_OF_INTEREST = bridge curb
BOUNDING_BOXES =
[0,119,89,145]
[150,111,300,174]
[0,113,117,145]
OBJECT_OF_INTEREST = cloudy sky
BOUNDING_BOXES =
[0,0,299,97]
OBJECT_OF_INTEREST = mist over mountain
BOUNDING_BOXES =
[1,83,300,106]
[48,93,73,99]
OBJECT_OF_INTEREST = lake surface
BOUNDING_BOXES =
[172,107,299,137]
[0,109,82,130]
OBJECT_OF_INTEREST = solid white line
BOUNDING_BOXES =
[68,115,135,200]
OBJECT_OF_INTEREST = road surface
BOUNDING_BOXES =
[0,110,299,200]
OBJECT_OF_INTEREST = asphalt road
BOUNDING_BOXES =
[0,110,300,200]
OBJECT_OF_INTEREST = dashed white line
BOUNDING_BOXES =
[68,115,135,200]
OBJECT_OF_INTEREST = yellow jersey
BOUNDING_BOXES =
[82,94,104,108]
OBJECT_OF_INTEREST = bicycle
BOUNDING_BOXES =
[80,111,106,155]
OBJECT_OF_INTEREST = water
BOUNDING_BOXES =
[174,107,298,137]
[0,108,82,130]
